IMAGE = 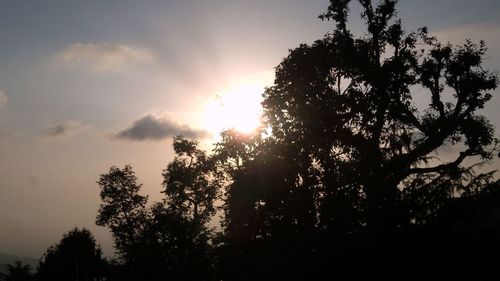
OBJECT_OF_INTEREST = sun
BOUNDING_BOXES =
[202,83,264,137]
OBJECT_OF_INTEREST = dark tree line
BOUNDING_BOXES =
[3,0,499,280]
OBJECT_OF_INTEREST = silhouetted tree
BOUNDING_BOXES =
[264,0,497,243]
[162,136,221,224]
[36,228,106,281]
[90,1,499,280]
[158,136,220,280]
[96,138,219,281]
[135,202,216,281]
[0,262,33,281]
[215,129,324,280]
[215,0,498,279]
[96,165,147,259]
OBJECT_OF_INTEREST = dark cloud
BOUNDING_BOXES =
[40,121,84,137]
[114,115,209,141]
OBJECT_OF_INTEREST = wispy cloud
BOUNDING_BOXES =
[0,90,7,107]
[114,114,209,141]
[434,20,500,54]
[40,121,85,137]
[55,43,154,72]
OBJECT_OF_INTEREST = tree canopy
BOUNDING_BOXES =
[215,0,499,279]
[36,228,105,281]
[95,139,219,281]
[4,1,498,281]
[263,0,497,235]
[87,0,498,280]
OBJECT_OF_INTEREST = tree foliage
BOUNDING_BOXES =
[162,136,221,224]
[263,0,497,234]
[96,165,147,258]
[95,137,218,281]
[88,1,499,280]
[0,262,33,281]
[214,0,498,279]
[36,228,106,281]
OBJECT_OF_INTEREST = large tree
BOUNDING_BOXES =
[263,0,497,237]
[90,1,498,279]
[215,0,498,279]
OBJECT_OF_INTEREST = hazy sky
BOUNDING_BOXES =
[0,0,499,258]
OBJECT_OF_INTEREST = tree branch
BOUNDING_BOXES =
[430,58,446,117]
[389,119,457,172]
[399,105,427,134]
[341,80,353,95]
[406,149,475,174]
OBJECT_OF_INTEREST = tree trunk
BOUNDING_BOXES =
[365,172,400,278]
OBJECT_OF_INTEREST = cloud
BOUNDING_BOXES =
[0,90,7,107]
[114,114,209,141]
[40,121,85,137]
[55,43,154,72]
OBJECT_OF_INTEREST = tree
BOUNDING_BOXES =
[96,165,147,258]
[96,138,219,281]
[159,136,221,280]
[36,228,106,281]
[215,130,322,280]
[89,1,498,279]
[216,0,498,279]
[263,0,497,239]
[0,262,33,281]
[162,136,221,224]
[136,202,217,281]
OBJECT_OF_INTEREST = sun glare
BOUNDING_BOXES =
[202,83,264,137]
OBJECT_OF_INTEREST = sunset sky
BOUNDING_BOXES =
[1,0,499,258]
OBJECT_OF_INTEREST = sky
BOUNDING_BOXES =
[0,0,499,258]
